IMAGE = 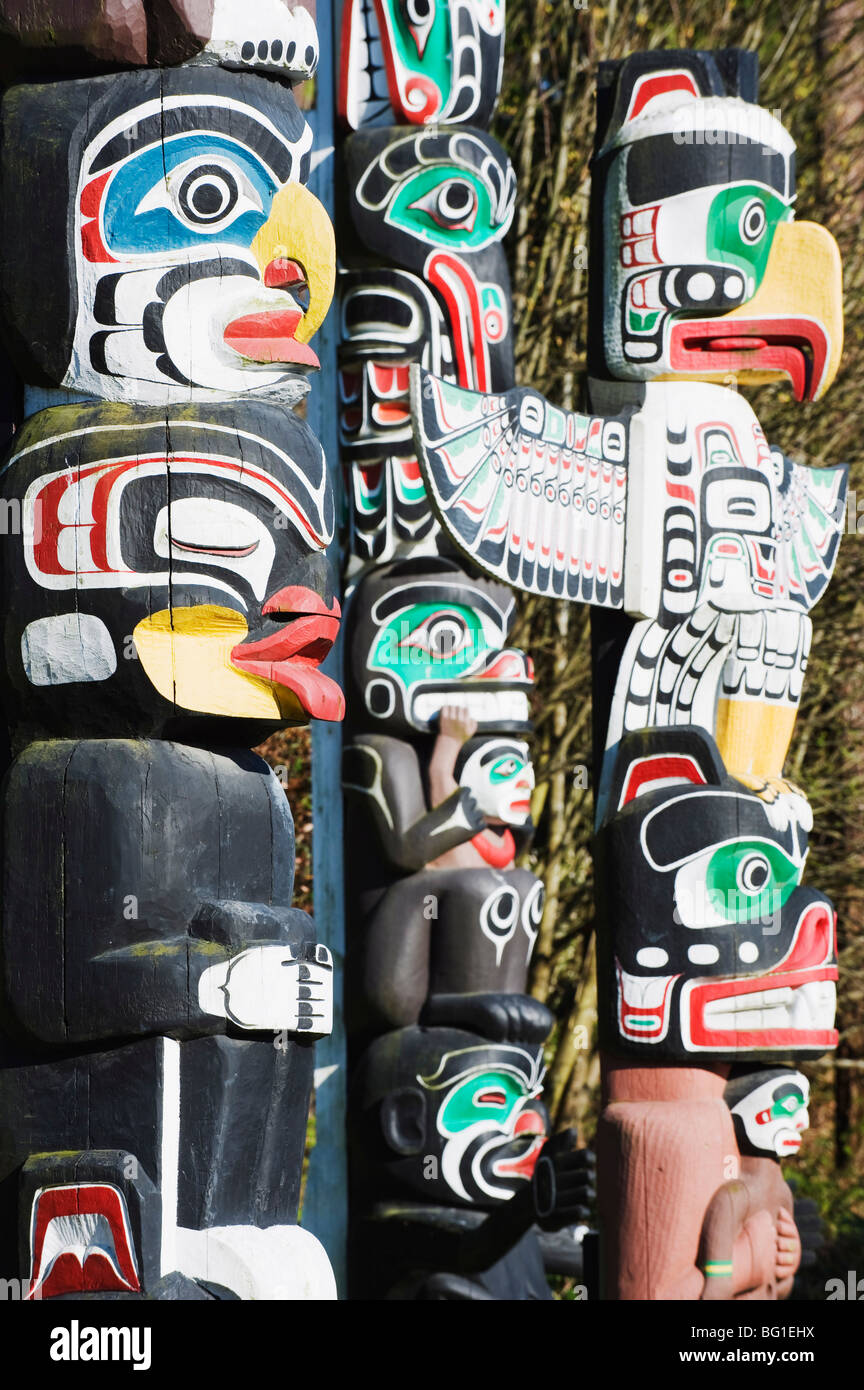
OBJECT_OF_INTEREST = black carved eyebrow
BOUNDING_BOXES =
[89,103,304,183]
[771,1082,805,1104]
[626,134,790,206]
[373,583,505,625]
[478,743,523,768]
[642,791,797,868]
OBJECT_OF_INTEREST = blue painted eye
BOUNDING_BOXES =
[100,135,278,255]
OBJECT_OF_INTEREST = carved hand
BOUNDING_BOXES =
[198,944,333,1035]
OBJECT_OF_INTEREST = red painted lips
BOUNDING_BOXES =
[230,586,345,722]
[224,308,320,368]
[494,1110,548,1181]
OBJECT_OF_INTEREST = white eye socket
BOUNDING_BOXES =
[135,159,263,232]
[153,498,275,602]
[739,198,767,245]
[436,179,477,229]
[426,615,467,657]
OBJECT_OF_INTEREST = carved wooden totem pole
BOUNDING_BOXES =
[337,0,594,1299]
[0,2,344,1300]
[413,48,844,1298]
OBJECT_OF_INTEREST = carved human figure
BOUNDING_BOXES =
[697,1068,809,1299]
[344,703,541,1037]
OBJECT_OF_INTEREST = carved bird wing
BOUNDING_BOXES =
[410,366,629,608]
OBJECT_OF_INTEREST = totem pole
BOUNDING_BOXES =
[413,48,844,1298]
[337,0,594,1299]
[0,4,343,1300]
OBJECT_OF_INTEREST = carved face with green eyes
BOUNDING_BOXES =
[355,128,515,254]
[726,1069,810,1156]
[456,736,535,826]
[346,127,515,392]
[705,184,791,288]
[597,729,838,1057]
[673,838,802,930]
[353,1024,551,1210]
[595,61,842,400]
[349,561,533,736]
[421,1045,548,1203]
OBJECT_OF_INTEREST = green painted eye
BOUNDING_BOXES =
[706,183,791,290]
[705,839,801,923]
[439,1070,527,1133]
[388,168,497,249]
[489,755,524,784]
[773,1091,805,1118]
[371,602,488,687]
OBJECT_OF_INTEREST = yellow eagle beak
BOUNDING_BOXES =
[665,220,843,401]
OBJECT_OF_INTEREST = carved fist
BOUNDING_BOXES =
[532,1130,596,1231]
[199,943,333,1036]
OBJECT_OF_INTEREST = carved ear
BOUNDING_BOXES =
[605,727,726,819]
[618,752,708,809]
[380,1088,426,1156]
[622,69,701,126]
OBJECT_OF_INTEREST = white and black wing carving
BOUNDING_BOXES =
[411,367,629,607]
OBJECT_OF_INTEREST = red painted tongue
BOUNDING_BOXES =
[264,257,306,290]
[224,309,320,367]
[230,592,344,721]
[232,656,345,721]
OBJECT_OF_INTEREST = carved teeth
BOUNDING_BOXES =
[702,980,836,1031]
[413,691,530,725]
